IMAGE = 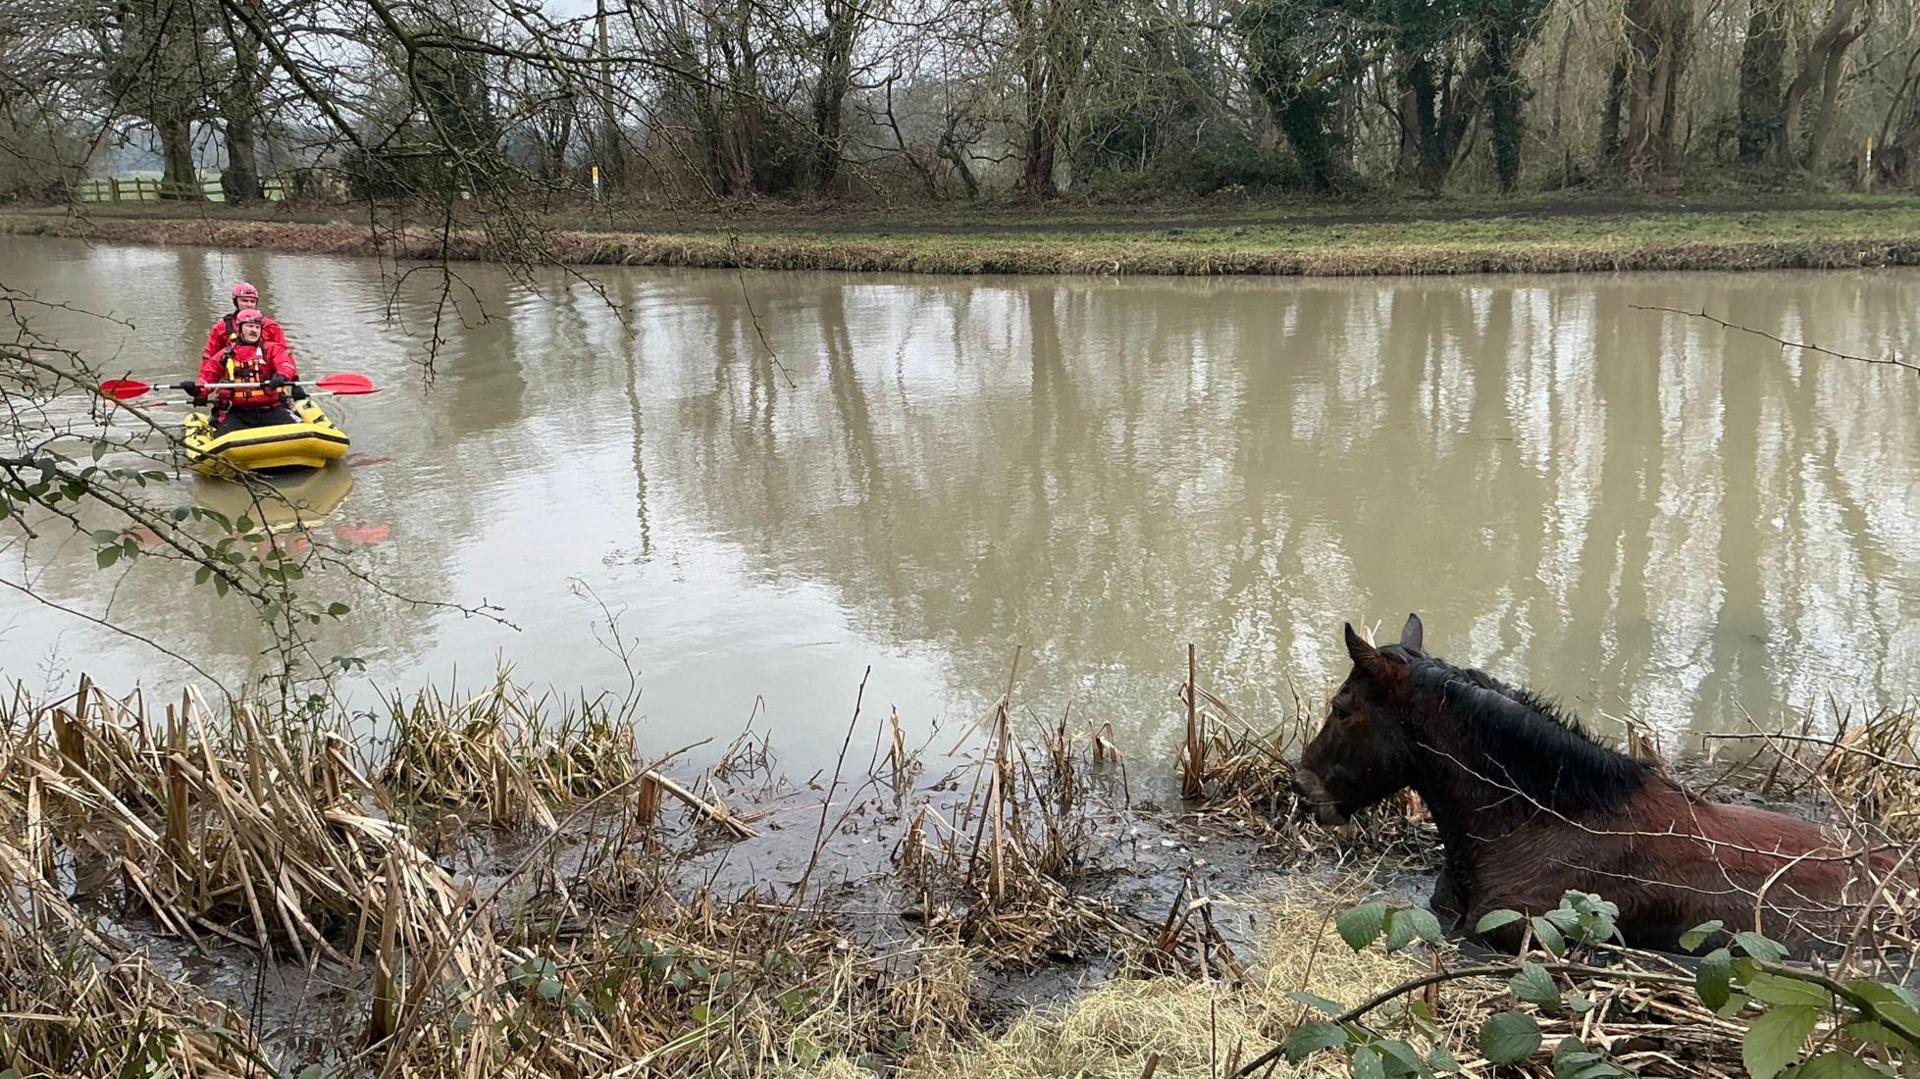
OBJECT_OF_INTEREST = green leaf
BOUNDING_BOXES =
[1375,1038,1425,1076]
[1480,1011,1543,1064]
[1735,932,1790,962]
[1698,948,1734,1011]
[1400,907,1445,945]
[536,977,563,1001]
[1843,1020,1907,1049]
[1543,906,1583,932]
[1510,961,1563,1012]
[1476,909,1524,934]
[1587,912,1619,943]
[1844,980,1920,1041]
[1680,920,1725,951]
[327,602,351,617]
[1338,902,1389,952]
[1531,916,1566,956]
[1746,972,1835,1008]
[1287,990,1345,1015]
[96,545,120,568]
[1792,1052,1885,1078]
[1551,1037,1625,1079]
[1426,1043,1460,1073]
[1384,909,1419,952]
[1282,1022,1346,1061]
[1744,1005,1819,1079]
[1351,1045,1385,1079]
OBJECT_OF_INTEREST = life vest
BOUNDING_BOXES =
[221,343,282,408]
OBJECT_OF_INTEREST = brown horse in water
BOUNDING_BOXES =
[1293,615,1897,953]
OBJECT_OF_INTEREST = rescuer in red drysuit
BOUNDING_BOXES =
[177,308,300,433]
[201,281,287,363]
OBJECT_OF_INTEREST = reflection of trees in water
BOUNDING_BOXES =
[440,273,528,436]
[642,272,1920,751]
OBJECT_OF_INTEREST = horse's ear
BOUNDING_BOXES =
[1344,623,1382,669]
[1400,613,1424,651]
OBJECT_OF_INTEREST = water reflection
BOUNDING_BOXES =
[7,235,1920,777]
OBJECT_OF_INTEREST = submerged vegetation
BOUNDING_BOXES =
[2,657,1916,1077]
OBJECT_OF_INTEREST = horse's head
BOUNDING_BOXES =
[1293,615,1424,826]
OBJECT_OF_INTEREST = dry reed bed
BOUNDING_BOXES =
[0,667,1256,1076]
[4,664,1916,1077]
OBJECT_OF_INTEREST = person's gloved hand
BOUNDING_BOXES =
[264,373,290,389]
[173,380,199,393]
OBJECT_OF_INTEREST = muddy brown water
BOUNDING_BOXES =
[7,234,1920,781]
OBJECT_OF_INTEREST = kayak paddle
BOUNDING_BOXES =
[100,372,379,400]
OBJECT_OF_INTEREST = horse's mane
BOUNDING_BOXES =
[1403,656,1654,817]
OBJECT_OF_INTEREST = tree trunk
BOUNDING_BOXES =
[595,0,625,195]
[1805,22,1867,171]
[221,114,261,204]
[1274,87,1343,190]
[1614,0,1690,179]
[808,0,860,192]
[1487,27,1525,192]
[1393,50,1423,180]
[215,0,268,205]
[1549,19,1573,148]
[1600,60,1626,164]
[1018,0,1062,200]
[940,122,981,198]
[1737,0,1788,164]
[158,116,199,195]
[1773,0,1867,171]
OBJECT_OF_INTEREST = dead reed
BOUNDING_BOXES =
[375,675,642,830]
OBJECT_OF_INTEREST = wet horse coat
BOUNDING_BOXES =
[1294,616,1892,952]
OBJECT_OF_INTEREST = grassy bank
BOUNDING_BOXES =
[12,193,1920,275]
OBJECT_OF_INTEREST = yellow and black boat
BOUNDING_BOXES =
[184,398,351,475]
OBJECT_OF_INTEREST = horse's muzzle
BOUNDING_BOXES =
[1290,769,1347,827]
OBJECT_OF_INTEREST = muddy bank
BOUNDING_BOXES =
[11,203,1920,277]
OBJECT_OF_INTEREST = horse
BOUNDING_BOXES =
[1292,615,1899,953]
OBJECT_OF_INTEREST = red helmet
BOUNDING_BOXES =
[235,307,266,326]
[232,282,259,304]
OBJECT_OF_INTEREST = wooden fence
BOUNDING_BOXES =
[76,176,291,204]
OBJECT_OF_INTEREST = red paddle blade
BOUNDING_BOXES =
[100,379,153,400]
[315,373,377,395]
